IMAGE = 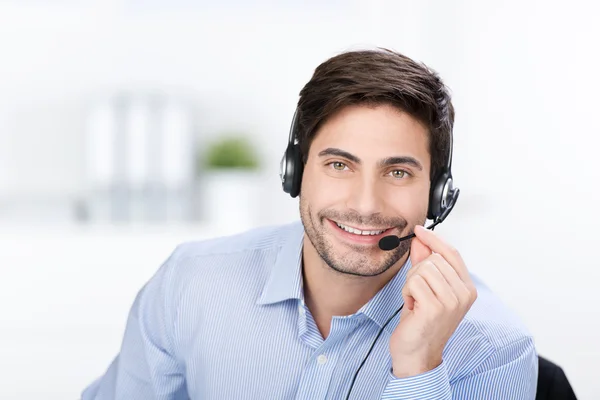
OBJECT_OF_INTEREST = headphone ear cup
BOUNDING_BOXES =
[427,170,450,220]
[288,144,303,198]
[281,144,303,198]
[281,146,294,195]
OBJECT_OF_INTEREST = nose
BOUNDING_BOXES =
[345,174,385,218]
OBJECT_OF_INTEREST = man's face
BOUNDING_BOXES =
[299,103,431,277]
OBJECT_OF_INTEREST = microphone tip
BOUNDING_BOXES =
[379,235,400,251]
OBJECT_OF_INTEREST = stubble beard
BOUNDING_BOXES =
[299,198,415,277]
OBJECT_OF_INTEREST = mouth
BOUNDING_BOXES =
[326,218,395,245]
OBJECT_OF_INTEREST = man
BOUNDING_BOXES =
[82,48,538,399]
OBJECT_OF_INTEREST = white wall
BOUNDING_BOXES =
[0,0,599,399]
[427,2,600,398]
[0,1,392,225]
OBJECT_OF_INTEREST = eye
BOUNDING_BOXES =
[389,169,409,179]
[330,161,347,171]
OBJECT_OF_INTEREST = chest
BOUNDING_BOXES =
[180,302,395,399]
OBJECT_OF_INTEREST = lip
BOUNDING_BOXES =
[326,218,394,245]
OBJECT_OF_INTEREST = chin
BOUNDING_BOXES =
[320,245,401,277]
[328,260,395,277]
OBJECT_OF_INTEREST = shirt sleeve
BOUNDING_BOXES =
[380,336,538,400]
[81,254,188,400]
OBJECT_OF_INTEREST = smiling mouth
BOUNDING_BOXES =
[329,219,393,236]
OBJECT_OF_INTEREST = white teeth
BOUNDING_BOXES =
[335,222,386,236]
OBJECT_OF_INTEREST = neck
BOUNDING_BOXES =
[302,234,408,338]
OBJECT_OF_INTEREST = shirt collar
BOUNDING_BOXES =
[256,221,305,305]
[256,221,412,332]
[356,257,411,334]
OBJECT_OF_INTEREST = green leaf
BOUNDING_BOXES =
[202,135,260,170]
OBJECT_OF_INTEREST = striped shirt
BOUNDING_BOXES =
[81,220,538,399]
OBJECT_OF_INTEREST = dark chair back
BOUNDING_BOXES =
[536,356,577,400]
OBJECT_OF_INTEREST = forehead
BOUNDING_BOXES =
[310,104,430,164]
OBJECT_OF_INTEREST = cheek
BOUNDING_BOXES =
[414,184,432,217]
[301,165,347,202]
[386,182,430,217]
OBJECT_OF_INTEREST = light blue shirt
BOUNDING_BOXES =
[82,221,538,399]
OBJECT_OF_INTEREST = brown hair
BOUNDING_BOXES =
[296,47,454,181]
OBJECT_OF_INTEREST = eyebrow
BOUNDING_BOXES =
[318,148,360,164]
[377,156,423,171]
[317,147,423,171]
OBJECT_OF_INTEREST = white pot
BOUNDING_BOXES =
[200,169,263,232]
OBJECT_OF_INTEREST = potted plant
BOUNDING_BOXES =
[202,135,260,171]
[198,134,262,230]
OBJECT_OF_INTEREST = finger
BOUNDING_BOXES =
[415,259,460,310]
[409,234,432,266]
[405,253,476,308]
[404,236,430,286]
[405,294,415,311]
[402,274,441,312]
[428,253,476,305]
[405,257,423,283]
[405,238,431,282]
[414,225,469,281]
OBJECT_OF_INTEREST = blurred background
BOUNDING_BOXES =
[0,0,598,398]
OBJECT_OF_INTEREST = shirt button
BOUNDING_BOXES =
[317,354,328,365]
[298,304,304,314]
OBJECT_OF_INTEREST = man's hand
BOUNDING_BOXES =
[389,225,478,378]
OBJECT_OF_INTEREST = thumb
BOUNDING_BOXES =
[410,227,432,266]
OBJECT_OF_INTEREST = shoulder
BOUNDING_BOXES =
[154,220,303,295]
[172,220,303,259]
[444,273,537,379]
[463,274,535,350]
